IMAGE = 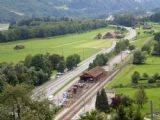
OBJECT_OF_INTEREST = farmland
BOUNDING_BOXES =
[0,27,113,63]
[106,23,160,115]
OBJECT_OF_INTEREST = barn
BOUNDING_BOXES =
[80,66,106,82]
[103,32,116,39]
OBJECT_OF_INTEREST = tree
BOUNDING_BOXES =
[153,42,160,55]
[95,89,110,113]
[79,110,107,120]
[95,33,102,39]
[56,61,65,73]
[66,54,81,70]
[129,45,135,51]
[0,74,6,92]
[154,32,160,43]
[111,105,127,120]
[133,108,144,120]
[133,51,146,64]
[49,54,64,69]
[0,84,54,120]
[114,14,136,27]
[131,71,141,84]
[142,73,149,80]
[135,87,147,108]
[141,44,151,54]
[89,54,108,69]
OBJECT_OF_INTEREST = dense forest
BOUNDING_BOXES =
[1,0,160,21]
[0,17,107,42]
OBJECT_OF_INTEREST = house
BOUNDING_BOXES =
[143,25,152,30]
[103,32,116,39]
[80,66,106,82]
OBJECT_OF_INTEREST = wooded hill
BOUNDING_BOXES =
[1,0,160,22]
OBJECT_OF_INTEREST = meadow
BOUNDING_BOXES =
[0,27,113,63]
[106,24,160,115]
[107,56,160,114]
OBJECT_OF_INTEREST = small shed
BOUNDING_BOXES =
[103,32,116,39]
[143,25,152,30]
[106,90,116,105]
[14,45,25,50]
[80,66,106,82]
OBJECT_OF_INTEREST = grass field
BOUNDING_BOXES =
[106,23,160,115]
[107,56,160,114]
[0,23,9,31]
[0,27,114,63]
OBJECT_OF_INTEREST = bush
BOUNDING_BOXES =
[148,77,156,83]
[142,73,149,80]
[133,51,147,64]
[131,71,141,84]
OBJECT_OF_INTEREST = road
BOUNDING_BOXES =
[71,50,130,120]
[55,27,136,120]
[31,26,136,101]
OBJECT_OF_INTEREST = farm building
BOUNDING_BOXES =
[103,32,116,39]
[143,25,152,30]
[80,66,106,82]
[14,45,25,50]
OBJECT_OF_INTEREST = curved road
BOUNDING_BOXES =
[31,26,136,100]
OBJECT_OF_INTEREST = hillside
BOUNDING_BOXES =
[1,0,160,21]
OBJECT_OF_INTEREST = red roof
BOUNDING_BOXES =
[85,66,105,78]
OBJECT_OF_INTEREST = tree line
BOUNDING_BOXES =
[0,53,81,92]
[0,18,107,43]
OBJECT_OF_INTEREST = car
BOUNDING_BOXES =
[55,72,64,78]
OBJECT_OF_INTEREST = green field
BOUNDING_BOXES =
[106,23,160,115]
[0,23,9,30]
[0,27,113,63]
[107,56,160,114]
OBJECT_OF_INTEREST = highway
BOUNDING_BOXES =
[31,26,136,101]
[55,27,136,120]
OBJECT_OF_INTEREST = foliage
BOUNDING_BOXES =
[135,87,148,108]
[89,54,108,69]
[114,14,136,27]
[111,105,144,120]
[0,84,54,120]
[95,33,102,39]
[79,110,107,120]
[95,89,110,113]
[111,94,134,110]
[0,18,107,43]
[153,42,160,55]
[150,12,160,22]
[154,32,160,43]
[133,50,147,64]
[0,53,80,90]
[66,54,81,70]
[115,40,130,54]
[129,45,135,51]
[131,71,141,84]
[141,44,151,54]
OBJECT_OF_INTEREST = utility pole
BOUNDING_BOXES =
[150,100,154,120]
[83,48,84,60]
[62,48,63,56]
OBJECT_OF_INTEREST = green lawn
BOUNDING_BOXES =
[0,23,9,30]
[107,56,160,114]
[0,27,113,63]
